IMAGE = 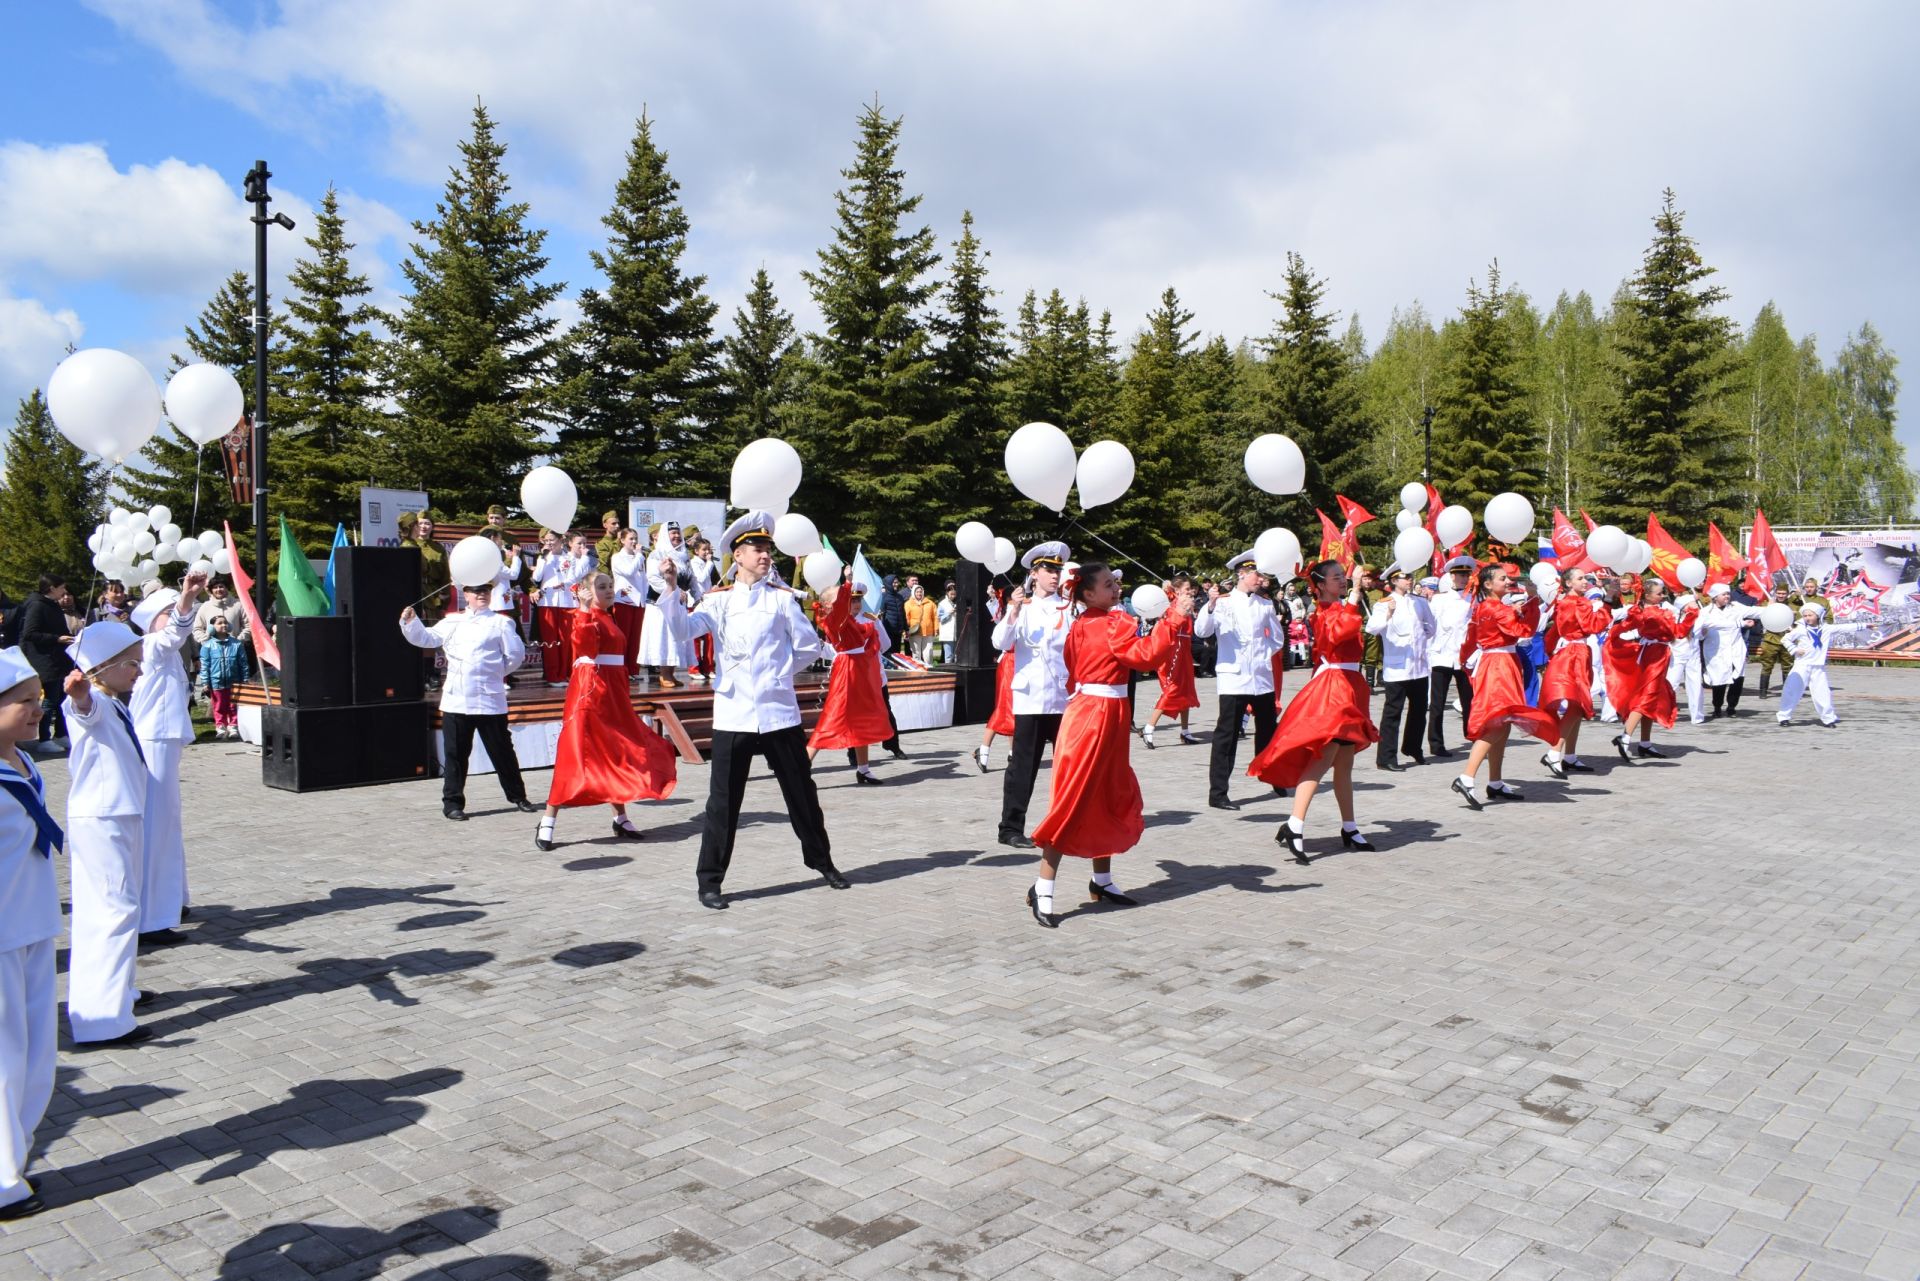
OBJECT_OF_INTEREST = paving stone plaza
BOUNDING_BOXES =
[4,668,1916,1280]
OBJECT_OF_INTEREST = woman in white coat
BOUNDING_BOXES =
[636,523,691,686]
[128,575,206,941]
[1697,581,1764,717]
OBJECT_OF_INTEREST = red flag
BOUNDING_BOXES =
[224,520,282,670]
[1551,508,1596,570]
[1424,484,1448,572]
[1706,522,1748,588]
[1579,509,1597,532]
[1336,495,1376,530]
[1744,507,1788,599]
[1645,513,1692,591]
[1316,508,1352,571]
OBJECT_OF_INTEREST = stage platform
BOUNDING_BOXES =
[236,668,957,777]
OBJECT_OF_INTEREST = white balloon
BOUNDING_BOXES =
[133,559,161,584]
[108,508,130,527]
[1676,557,1707,589]
[1435,505,1474,549]
[729,438,804,509]
[87,531,105,554]
[1394,510,1420,532]
[158,523,182,545]
[46,348,162,458]
[188,558,214,579]
[1760,602,1795,633]
[773,513,822,557]
[1244,434,1306,496]
[132,530,157,555]
[175,536,202,563]
[111,536,137,561]
[448,535,503,587]
[1075,440,1135,509]
[211,548,234,575]
[198,529,224,553]
[148,505,172,529]
[1130,584,1170,621]
[1004,422,1078,512]
[802,550,842,594]
[164,362,246,447]
[988,537,1017,575]
[1483,492,1536,544]
[1392,527,1436,573]
[1633,540,1655,574]
[1253,527,1303,579]
[91,551,113,574]
[1586,524,1629,568]
[154,542,178,565]
[1528,562,1561,593]
[954,521,996,564]
[1399,481,1429,513]
[520,465,579,533]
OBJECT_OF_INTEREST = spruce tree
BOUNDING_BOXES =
[699,267,808,493]
[278,186,387,543]
[559,113,721,511]
[1255,253,1374,516]
[795,99,945,569]
[0,392,109,597]
[1592,190,1739,546]
[388,101,564,518]
[1824,324,1911,522]
[1103,287,1204,567]
[929,210,1007,534]
[120,270,281,537]
[1431,262,1539,516]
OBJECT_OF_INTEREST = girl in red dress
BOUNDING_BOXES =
[1537,566,1611,778]
[973,587,1014,772]
[1610,577,1695,762]
[534,573,679,851]
[807,577,894,784]
[1025,564,1192,928]
[1140,580,1200,749]
[1452,563,1559,810]
[1247,560,1378,863]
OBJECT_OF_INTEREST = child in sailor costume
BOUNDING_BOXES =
[127,577,206,940]
[0,648,62,1219]
[1776,605,1839,727]
[993,542,1073,848]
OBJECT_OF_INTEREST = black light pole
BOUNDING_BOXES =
[242,161,295,620]
[1421,404,1434,483]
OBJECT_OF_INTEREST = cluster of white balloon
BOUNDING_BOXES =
[726,438,845,594]
[86,507,230,586]
[1381,485,1537,578]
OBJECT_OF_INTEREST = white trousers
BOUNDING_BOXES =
[0,940,56,1208]
[67,814,144,1042]
[1777,668,1836,724]
[138,739,188,931]
[1669,649,1705,723]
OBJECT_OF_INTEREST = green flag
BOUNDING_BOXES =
[276,514,333,616]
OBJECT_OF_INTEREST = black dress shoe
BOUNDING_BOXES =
[1540,754,1567,780]
[819,865,852,889]
[1275,824,1310,866]
[444,808,470,821]
[1340,828,1373,851]
[534,825,556,852]
[1563,758,1595,774]
[698,890,729,910]
[1634,742,1667,758]
[855,771,882,785]
[999,832,1035,849]
[139,928,186,946]
[77,1026,152,1050]
[1087,880,1138,906]
[1376,759,1406,773]
[1408,754,1427,766]
[1487,784,1525,801]
[1208,798,1240,811]
[134,991,155,1008]
[611,819,645,840]
[1611,734,1634,763]
[887,743,908,759]
[1026,886,1058,928]
[514,800,541,813]
[1451,777,1483,810]
[0,1189,45,1220]
[1428,747,1452,759]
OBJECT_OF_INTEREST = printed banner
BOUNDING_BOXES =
[1743,525,1920,649]
[358,486,429,549]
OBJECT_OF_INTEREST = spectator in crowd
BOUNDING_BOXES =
[903,584,939,664]
[594,510,623,568]
[13,576,75,749]
[198,612,252,740]
[879,575,909,653]
[936,582,959,664]
[485,504,510,531]
[192,579,247,647]
[1192,578,1219,677]
[1356,564,1385,690]
[91,581,131,626]
[400,512,450,625]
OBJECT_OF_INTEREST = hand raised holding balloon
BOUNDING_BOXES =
[64,668,92,714]
[400,606,417,625]
[180,571,209,605]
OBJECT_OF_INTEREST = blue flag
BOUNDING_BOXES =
[322,522,351,610]
[850,546,886,618]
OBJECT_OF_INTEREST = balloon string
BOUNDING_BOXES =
[1066,520,1169,585]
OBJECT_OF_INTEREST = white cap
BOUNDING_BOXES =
[0,647,37,696]
[722,510,777,550]
[66,621,142,674]
[1021,541,1070,570]
[1708,581,1732,597]
[131,588,180,633]
[1226,550,1256,571]
[1800,602,1822,617]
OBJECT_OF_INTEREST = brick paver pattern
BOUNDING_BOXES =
[4,667,1916,1280]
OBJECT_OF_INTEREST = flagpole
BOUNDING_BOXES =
[243,160,294,621]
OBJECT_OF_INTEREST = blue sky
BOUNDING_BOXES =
[5,1,1917,481]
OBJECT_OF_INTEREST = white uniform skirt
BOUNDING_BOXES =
[66,814,144,1042]
[139,739,188,931]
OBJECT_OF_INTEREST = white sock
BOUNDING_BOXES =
[1545,749,1563,763]
[1033,877,1054,909]
[1565,754,1582,765]
[1092,871,1115,887]
[538,816,556,837]
[857,764,873,776]
[1340,821,1358,833]
[1286,816,1304,835]
[1457,775,1477,790]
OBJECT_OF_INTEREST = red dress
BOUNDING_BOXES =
[809,591,895,751]
[546,609,679,808]
[1029,608,1176,858]
[1247,604,1377,787]
[1538,595,1611,719]
[1153,615,1200,716]
[1270,649,1287,714]
[1601,616,1641,716]
[1623,604,1688,728]
[986,649,1016,737]
[1465,597,1560,742]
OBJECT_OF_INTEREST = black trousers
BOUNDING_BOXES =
[1208,692,1277,804]
[1427,666,1472,752]
[698,725,832,892]
[1710,677,1746,713]
[441,711,528,812]
[1377,677,1429,764]
[999,712,1063,841]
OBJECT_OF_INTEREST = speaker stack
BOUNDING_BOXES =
[263,546,436,792]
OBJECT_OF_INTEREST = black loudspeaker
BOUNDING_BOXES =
[278,615,353,706]
[951,559,994,667]
[261,702,435,792]
[333,546,424,703]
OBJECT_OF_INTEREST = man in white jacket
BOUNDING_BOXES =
[1366,568,1436,771]
[1193,552,1282,809]
[1424,556,1477,757]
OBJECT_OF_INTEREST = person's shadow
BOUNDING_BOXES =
[33,1066,183,1162]
[216,1204,545,1280]
[139,948,495,1036]
[1121,859,1322,907]
[183,885,494,955]
[44,1068,462,1200]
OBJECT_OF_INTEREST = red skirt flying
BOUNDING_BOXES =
[1466,651,1560,742]
[1628,646,1679,728]
[1537,642,1596,719]
[1601,635,1643,718]
[1030,693,1146,858]
[546,660,679,808]
[1248,664,1377,788]
[1154,643,1199,716]
[809,649,894,750]
[986,650,1015,737]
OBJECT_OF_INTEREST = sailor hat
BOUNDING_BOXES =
[131,588,180,634]
[66,621,143,674]
[723,510,777,549]
[1021,541,1070,570]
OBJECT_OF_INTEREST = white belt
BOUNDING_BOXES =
[836,645,866,656]
[587,654,624,666]
[1317,661,1359,672]
[1075,682,1127,698]
[1481,644,1517,655]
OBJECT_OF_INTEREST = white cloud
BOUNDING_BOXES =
[0,291,84,415]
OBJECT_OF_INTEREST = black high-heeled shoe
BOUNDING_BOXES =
[1612,734,1635,763]
[1026,886,1058,929]
[534,820,556,852]
[1340,828,1372,851]
[1539,753,1567,780]
[611,818,645,840]
[1451,777,1483,810]
[1276,824,1310,866]
[1087,880,1138,906]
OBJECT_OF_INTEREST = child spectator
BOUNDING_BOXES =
[198,613,251,740]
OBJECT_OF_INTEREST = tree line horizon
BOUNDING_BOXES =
[1,98,1910,597]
